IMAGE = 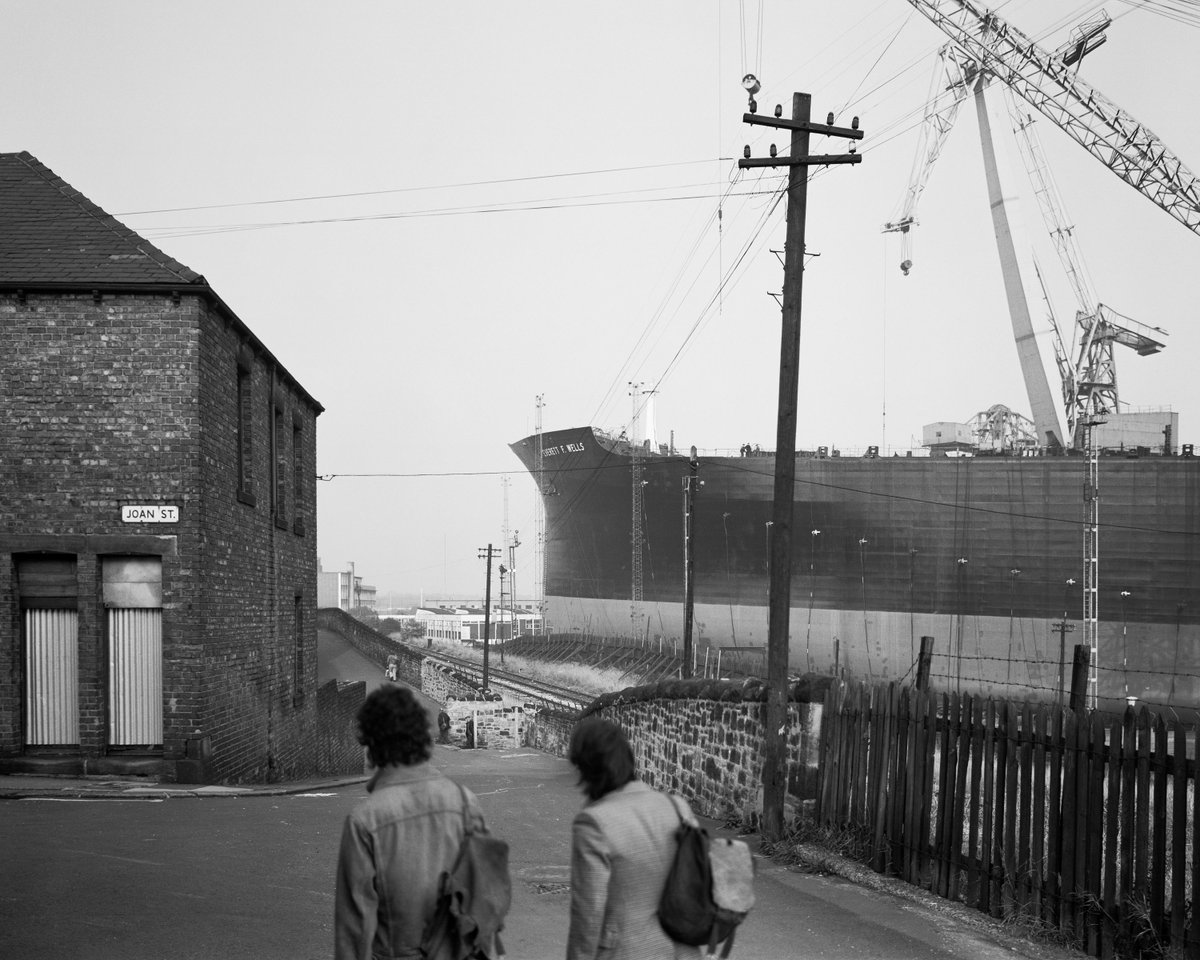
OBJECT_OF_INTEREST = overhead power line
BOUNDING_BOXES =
[117,158,732,217]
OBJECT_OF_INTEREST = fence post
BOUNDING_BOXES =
[916,636,934,691]
[1069,644,1090,713]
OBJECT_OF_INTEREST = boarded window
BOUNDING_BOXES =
[104,557,164,747]
[293,592,305,706]
[273,402,287,524]
[18,556,79,746]
[237,349,255,505]
[292,417,304,535]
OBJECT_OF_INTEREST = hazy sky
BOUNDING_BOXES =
[4,1,1197,601]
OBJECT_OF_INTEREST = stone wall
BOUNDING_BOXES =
[420,659,490,704]
[443,699,527,749]
[524,708,577,757]
[581,675,834,829]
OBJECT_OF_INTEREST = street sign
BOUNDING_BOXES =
[121,505,180,523]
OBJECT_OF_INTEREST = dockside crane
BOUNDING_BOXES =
[883,39,1065,449]
[901,0,1200,237]
[887,1,1198,708]
[1008,92,1167,447]
[885,3,1187,447]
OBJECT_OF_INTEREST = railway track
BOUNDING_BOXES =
[424,648,589,715]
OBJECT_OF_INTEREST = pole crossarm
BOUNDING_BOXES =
[742,113,865,139]
[905,0,1200,236]
[739,154,862,169]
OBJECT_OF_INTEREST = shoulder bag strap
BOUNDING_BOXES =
[457,782,475,837]
[666,792,687,827]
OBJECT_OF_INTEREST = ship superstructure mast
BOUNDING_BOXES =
[629,382,649,640]
[533,395,546,616]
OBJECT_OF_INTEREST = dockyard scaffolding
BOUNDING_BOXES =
[815,678,1200,959]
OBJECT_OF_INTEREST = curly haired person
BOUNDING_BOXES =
[334,686,489,960]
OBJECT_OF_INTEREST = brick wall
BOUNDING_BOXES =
[0,290,326,784]
[315,679,367,776]
[0,292,205,765]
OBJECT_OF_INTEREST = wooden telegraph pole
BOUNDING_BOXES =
[739,93,863,840]
[682,446,699,678]
[478,544,500,693]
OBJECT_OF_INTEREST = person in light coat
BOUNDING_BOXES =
[566,717,701,960]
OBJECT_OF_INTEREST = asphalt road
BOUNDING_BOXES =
[0,631,1080,960]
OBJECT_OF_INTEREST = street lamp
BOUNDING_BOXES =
[1120,590,1132,705]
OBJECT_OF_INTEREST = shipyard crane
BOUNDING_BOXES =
[900,0,1200,237]
[1008,93,1168,447]
[884,5,1188,448]
[883,40,1065,448]
[882,43,975,277]
[883,1,1199,707]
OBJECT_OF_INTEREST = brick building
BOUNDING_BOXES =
[0,152,345,783]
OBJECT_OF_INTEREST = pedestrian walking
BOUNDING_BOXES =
[334,686,492,960]
[565,717,701,960]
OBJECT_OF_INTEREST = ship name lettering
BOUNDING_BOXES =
[543,442,585,457]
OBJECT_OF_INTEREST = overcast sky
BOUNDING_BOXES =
[4,1,1197,602]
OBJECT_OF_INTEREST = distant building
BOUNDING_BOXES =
[414,606,543,644]
[0,152,341,783]
[317,564,376,612]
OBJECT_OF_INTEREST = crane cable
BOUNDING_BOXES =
[739,0,765,85]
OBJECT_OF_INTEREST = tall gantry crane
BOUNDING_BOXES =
[885,5,1186,447]
[1008,92,1167,447]
[883,39,1065,448]
[886,0,1198,707]
[902,0,1200,237]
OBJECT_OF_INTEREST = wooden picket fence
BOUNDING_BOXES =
[815,679,1200,959]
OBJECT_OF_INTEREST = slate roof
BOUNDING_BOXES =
[0,151,324,413]
[0,151,204,286]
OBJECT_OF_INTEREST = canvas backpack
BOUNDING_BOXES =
[419,784,511,960]
[658,794,756,958]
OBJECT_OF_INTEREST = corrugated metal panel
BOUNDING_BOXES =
[25,609,79,745]
[108,609,163,746]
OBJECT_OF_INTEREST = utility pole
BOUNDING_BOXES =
[1052,579,1076,706]
[1082,416,1103,709]
[682,446,700,678]
[740,92,863,841]
[478,544,500,693]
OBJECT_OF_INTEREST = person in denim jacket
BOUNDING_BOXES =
[335,686,487,960]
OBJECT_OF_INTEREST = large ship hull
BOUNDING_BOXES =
[511,427,1200,712]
